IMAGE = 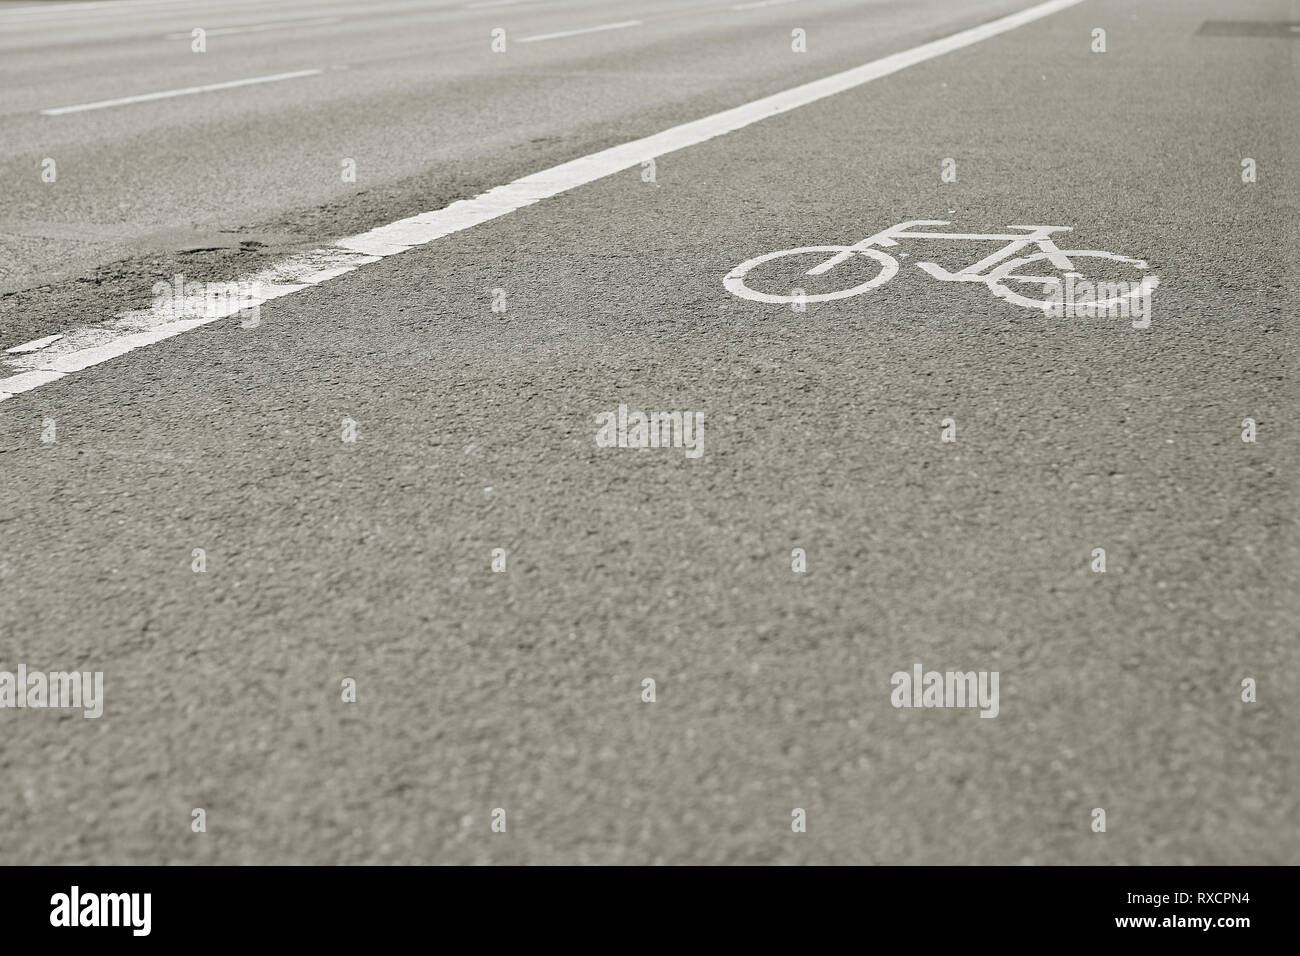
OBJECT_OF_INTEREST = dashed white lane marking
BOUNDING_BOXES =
[39,69,324,115]
[1,0,1085,404]
[162,17,340,39]
[733,0,801,10]
[0,0,178,15]
[0,0,314,22]
[517,19,642,43]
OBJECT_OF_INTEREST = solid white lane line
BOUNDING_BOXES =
[517,19,642,43]
[163,17,340,39]
[39,69,323,115]
[1,0,1084,403]
[6,334,63,354]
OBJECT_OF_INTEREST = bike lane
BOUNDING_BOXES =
[0,0,1294,863]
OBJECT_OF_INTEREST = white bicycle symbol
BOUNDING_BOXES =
[724,220,1158,310]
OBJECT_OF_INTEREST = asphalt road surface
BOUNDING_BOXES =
[1,0,1297,865]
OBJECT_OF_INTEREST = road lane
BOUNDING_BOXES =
[0,0,1031,302]
[1,0,1085,399]
[0,0,1294,864]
